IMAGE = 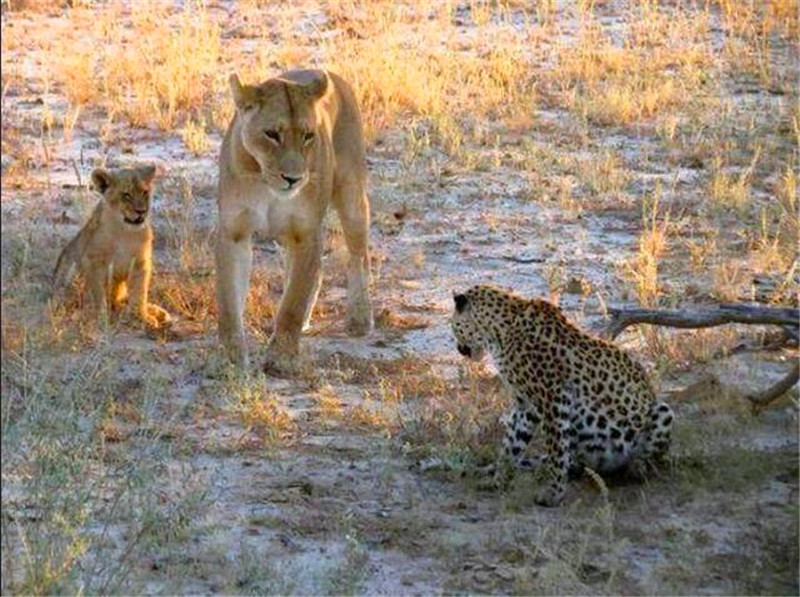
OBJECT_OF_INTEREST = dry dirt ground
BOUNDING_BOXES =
[1,1,799,595]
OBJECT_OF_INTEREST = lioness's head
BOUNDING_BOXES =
[229,71,329,196]
[92,166,158,227]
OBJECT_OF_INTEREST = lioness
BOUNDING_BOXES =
[217,69,372,373]
[52,166,171,328]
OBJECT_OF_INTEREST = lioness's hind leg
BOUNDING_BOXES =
[301,270,322,332]
[112,279,128,309]
[283,247,322,333]
[332,179,372,336]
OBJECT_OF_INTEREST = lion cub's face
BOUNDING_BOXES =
[230,72,328,197]
[92,166,157,227]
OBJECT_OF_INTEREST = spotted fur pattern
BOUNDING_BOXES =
[451,284,673,507]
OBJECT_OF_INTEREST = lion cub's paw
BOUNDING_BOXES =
[142,303,172,329]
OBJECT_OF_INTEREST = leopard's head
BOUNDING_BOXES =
[450,290,488,361]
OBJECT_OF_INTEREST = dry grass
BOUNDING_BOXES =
[545,5,715,127]
[622,183,671,308]
[221,372,295,443]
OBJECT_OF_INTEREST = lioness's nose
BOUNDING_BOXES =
[281,174,301,187]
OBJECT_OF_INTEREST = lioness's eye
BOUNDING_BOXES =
[264,130,281,144]
[303,131,315,144]
[122,193,132,202]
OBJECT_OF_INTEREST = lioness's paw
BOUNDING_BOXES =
[263,353,303,378]
[263,338,303,378]
[345,306,373,337]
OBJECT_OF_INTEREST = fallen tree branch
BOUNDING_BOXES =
[602,303,799,413]
[501,255,546,264]
[604,304,799,340]
[746,361,800,413]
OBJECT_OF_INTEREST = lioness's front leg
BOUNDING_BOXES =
[264,233,322,376]
[216,228,254,367]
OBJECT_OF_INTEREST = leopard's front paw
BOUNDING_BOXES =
[535,483,566,507]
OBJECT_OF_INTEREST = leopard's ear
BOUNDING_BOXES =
[453,293,469,313]
[91,168,114,195]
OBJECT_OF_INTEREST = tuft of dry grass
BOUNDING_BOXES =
[221,372,295,443]
[393,362,508,468]
[622,183,671,307]
[180,117,210,156]
[321,2,534,149]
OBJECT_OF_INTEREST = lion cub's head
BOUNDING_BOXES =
[91,166,158,227]
[229,71,329,196]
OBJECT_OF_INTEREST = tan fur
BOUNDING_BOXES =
[52,166,171,329]
[216,69,372,373]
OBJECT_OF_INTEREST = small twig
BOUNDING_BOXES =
[746,361,800,414]
[71,158,83,188]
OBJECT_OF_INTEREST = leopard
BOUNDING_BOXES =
[450,284,673,507]
[52,166,171,329]
[216,69,372,375]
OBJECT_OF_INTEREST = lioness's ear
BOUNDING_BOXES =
[454,293,469,313]
[229,73,258,111]
[91,168,113,195]
[301,72,329,101]
[136,165,158,190]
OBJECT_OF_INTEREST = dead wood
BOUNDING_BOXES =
[604,304,799,340]
[603,303,799,412]
[746,361,800,414]
[501,255,546,264]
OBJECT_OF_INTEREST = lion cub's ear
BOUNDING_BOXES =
[136,165,158,190]
[301,72,329,101]
[91,168,114,195]
[229,73,258,111]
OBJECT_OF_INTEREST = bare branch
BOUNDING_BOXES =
[501,255,546,264]
[602,303,799,414]
[604,304,799,340]
[746,361,800,414]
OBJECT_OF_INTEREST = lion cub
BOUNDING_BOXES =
[52,166,171,328]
